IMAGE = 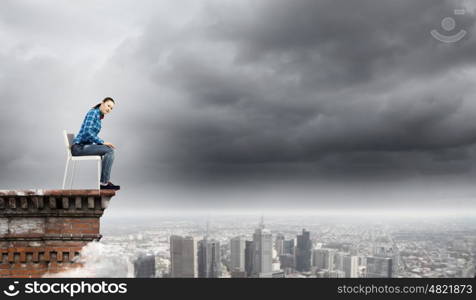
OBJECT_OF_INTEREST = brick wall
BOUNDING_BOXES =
[0,189,116,278]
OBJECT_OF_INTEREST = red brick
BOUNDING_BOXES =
[69,262,84,268]
[72,223,92,229]
[31,269,48,275]
[0,269,12,275]
[70,218,98,224]
[43,251,50,261]
[11,269,35,276]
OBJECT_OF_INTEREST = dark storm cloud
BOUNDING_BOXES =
[211,0,476,77]
[114,0,476,183]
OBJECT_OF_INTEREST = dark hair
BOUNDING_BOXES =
[92,97,115,109]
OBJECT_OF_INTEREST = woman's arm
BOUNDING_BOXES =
[82,109,104,144]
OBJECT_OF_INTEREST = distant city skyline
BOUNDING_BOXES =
[64,214,475,278]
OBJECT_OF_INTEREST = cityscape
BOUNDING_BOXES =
[67,213,476,278]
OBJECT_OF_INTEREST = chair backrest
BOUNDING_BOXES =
[63,130,74,156]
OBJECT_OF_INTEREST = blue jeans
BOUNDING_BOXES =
[71,144,115,184]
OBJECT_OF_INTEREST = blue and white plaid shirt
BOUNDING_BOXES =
[73,108,104,145]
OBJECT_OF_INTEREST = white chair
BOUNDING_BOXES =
[62,130,101,190]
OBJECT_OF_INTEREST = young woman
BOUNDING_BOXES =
[71,97,120,190]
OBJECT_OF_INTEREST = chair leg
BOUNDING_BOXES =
[70,161,77,190]
[62,158,70,189]
[97,159,101,191]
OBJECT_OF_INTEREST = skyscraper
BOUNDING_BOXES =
[275,234,294,257]
[252,217,273,276]
[245,240,255,277]
[230,236,246,272]
[366,256,393,278]
[170,235,197,278]
[373,244,400,274]
[275,234,285,256]
[313,248,336,271]
[334,252,347,271]
[295,229,312,272]
[343,255,359,278]
[134,254,156,278]
[279,253,295,272]
[283,239,295,255]
[198,238,222,278]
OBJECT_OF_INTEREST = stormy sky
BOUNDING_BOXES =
[1,0,476,214]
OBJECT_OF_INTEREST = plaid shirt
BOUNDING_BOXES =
[73,108,104,145]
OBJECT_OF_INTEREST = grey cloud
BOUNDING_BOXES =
[203,0,476,84]
[123,0,476,184]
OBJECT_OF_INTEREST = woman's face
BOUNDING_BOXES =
[99,100,115,115]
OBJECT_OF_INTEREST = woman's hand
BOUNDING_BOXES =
[104,142,116,149]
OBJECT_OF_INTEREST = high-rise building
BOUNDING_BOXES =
[252,217,273,276]
[283,239,295,255]
[374,244,401,274]
[279,253,295,271]
[275,234,285,256]
[334,252,347,271]
[313,248,336,271]
[373,245,394,257]
[230,236,246,272]
[366,256,393,278]
[343,255,359,278]
[295,229,312,272]
[170,235,197,278]
[198,238,221,278]
[245,240,255,277]
[197,219,222,278]
[275,234,295,257]
[134,254,156,278]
